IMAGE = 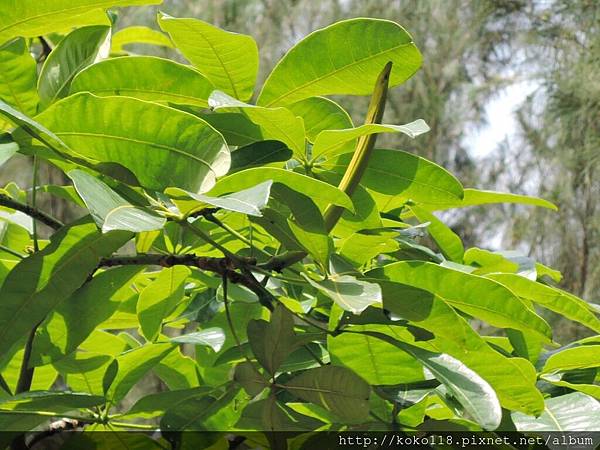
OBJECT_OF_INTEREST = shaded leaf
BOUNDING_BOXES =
[234,362,270,396]
[230,140,292,172]
[305,273,382,315]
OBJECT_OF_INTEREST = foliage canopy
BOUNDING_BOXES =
[0,1,598,448]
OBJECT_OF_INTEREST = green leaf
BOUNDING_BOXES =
[542,346,600,374]
[234,362,270,396]
[329,327,425,385]
[312,120,429,161]
[512,393,600,431]
[154,347,201,390]
[137,266,191,341]
[171,328,226,352]
[247,304,296,375]
[368,261,552,341]
[174,180,273,218]
[304,273,382,315]
[328,149,464,210]
[358,330,502,430]
[0,138,18,168]
[486,274,600,334]
[68,169,166,232]
[0,1,161,44]
[230,140,292,172]
[410,205,464,262]
[258,18,422,106]
[111,26,174,52]
[287,97,353,142]
[282,365,370,423]
[0,391,104,412]
[31,266,142,365]
[158,13,258,101]
[106,343,175,403]
[122,387,211,420]
[25,93,230,192]
[0,38,38,120]
[0,217,131,360]
[209,168,354,213]
[199,112,262,147]
[424,188,557,211]
[271,184,330,267]
[71,56,214,108]
[209,91,305,159]
[38,26,111,109]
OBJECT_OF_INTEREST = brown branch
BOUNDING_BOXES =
[0,193,64,230]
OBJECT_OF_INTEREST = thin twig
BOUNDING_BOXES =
[15,321,41,394]
[0,244,25,259]
[0,193,63,230]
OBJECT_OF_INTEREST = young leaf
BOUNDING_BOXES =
[28,93,230,192]
[137,266,191,341]
[0,217,132,360]
[312,120,430,161]
[258,18,422,106]
[512,393,600,431]
[424,188,558,211]
[247,304,297,375]
[282,365,370,423]
[71,56,214,107]
[209,91,306,159]
[38,25,111,109]
[158,13,258,101]
[0,38,38,121]
[111,26,174,52]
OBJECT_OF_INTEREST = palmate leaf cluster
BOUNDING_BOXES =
[0,1,598,448]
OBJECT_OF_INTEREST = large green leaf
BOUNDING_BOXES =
[410,205,464,262]
[199,112,262,147]
[111,26,174,52]
[0,38,38,122]
[0,217,132,360]
[368,261,552,340]
[327,149,464,210]
[328,328,425,385]
[38,26,110,109]
[312,120,430,161]
[287,97,353,142]
[31,266,142,365]
[512,393,600,431]
[542,346,600,374]
[137,266,191,341]
[247,304,297,375]
[71,56,214,108]
[171,328,225,353]
[0,138,18,168]
[0,391,103,412]
[69,169,166,232]
[258,18,422,106]
[106,343,175,404]
[0,1,161,44]
[486,273,600,333]
[208,91,305,159]
[209,168,353,213]
[282,365,370,423]
[158,13,258,101]
[154,347,202,390]
[23,93,230,192]
[122,387,212,420]
[357,330,502,430]
[423,188,557,211]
